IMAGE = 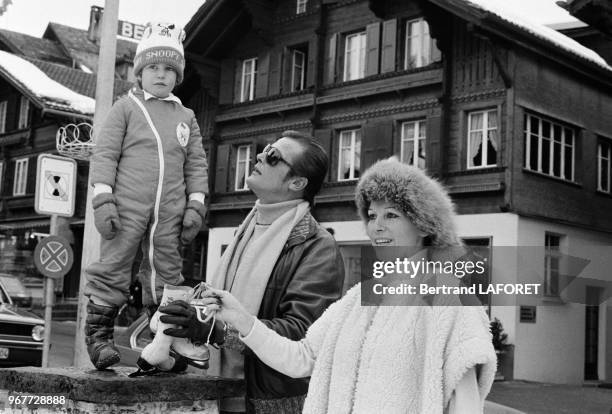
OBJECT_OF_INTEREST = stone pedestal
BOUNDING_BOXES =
[0,366,244,413]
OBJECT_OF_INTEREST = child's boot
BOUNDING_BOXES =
[85,301,121,370]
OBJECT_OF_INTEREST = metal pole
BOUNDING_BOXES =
[42,215,58,368]
[73,0,120,368]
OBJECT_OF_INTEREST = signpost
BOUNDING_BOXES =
[34,154,77,367]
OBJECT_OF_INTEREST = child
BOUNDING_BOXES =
[84,22,208,370]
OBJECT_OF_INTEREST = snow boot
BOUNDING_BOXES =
[85,301,121,370]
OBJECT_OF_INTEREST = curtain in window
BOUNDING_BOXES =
[487,111,498,151]
[469,113,483,162]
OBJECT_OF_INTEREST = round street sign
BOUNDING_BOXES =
[34,235,74,279]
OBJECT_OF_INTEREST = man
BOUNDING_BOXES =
[160,131,345,413]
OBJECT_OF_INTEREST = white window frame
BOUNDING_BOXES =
[234,145,251,191]
[400,120,427,168]
[524,114,575,181]
[291,49,306,92]
[13,157,28,196]
[544,233,562,297]
[296,0,307,14]
[0,100,7,133]
[337,129,361,181]
[467,109,498,169]
[404,18,441,69]
[343,31,366,82]
[18,96,29,130]
[598,139,611,193]
[240,58,257,102]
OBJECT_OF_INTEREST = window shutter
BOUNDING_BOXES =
[214,144,230,194]
[381,19,397,73]
[361,121,393,170]
[365,22,381,77]
[306,38,317,87]
[256,53,270,98]
[268,48,283,96]
[233,61,242,103]
[218,59,235,105]
[282,48,293,93]
[26,156,36,194]
[325,33,338,85]
[426,113,442,177]
[314,129,333,182]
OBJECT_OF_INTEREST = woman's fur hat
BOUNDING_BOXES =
[355,157,461,247]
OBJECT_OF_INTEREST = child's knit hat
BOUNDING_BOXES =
[133,22,186,84]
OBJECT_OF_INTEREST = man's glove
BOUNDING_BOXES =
[159,300,223,345]
[92,193,122,240]
[181,200,207,245]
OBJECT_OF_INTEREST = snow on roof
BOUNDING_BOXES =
[0,50,95,115]
[462,0,611,72]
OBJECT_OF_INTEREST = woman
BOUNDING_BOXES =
[181,158,496,413]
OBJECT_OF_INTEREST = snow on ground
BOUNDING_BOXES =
[0,50,95,114]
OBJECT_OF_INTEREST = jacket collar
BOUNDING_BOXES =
[285,213,317,248]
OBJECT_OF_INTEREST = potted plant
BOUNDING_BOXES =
[490,318,514,380]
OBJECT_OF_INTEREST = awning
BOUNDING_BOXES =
[0,219,50,231]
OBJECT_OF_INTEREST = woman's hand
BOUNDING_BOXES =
[198,288,255,336]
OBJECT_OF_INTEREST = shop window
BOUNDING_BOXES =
[544,233,562,297]
[296,0,307,14]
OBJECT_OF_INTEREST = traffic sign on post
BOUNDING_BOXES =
[35,154,77,217]
[34,235,74,279]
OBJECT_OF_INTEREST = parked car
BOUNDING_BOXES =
[0,273,33,308]
[0,278,44,367]
[115,312,207,372]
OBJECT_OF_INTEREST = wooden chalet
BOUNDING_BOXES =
[178,0,612,384]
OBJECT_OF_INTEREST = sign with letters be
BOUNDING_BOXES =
[35,154,77,217]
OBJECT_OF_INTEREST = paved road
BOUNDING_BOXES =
[489,381,612,414]
[48,321,77,368]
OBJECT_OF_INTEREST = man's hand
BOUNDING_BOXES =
[159,300,221,344]
[92,193,122,240]
[181,200,207,244]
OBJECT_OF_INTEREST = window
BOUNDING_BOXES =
[240,58,257,102]
[234,145,251,191]
[338,129,361,181]
[405,18,441,69]
[13,158,28,196]
[525,113,575,181]
[544,233,562,297]
[344,32,366,81]
[0,100,7,133]
[18,96,29,129]
[0,161,3,194]
[467,109,498,169]
[401,120,426,168]
[598,139,611,193]
[296,0,307,14]
[291,49,306,92]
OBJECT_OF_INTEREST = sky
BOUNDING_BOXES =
[0,0,206,37]
[0,0,579,39]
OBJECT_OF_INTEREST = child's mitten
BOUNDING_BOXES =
[180,200,206,244]
[92,193,122,240]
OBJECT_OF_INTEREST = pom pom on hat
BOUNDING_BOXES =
[134,22,186,84]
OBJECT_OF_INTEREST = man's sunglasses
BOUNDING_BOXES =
[263,144,294,169]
